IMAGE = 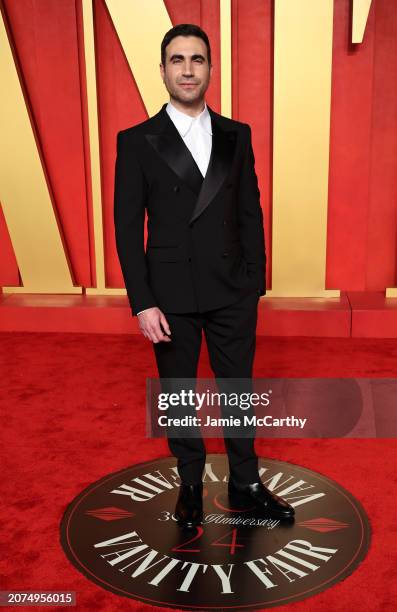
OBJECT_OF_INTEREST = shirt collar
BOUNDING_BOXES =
[166,100,212,137]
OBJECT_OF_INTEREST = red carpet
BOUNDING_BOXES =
[1,331,397,611]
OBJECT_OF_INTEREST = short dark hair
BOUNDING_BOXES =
[161,23,212,66]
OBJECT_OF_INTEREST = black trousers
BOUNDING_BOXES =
[153,290,260,485]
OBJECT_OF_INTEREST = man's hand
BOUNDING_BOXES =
[137,307,171,343]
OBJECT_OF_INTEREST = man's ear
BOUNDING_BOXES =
[159,62,165,81]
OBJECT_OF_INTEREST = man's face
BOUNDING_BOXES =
[160,35,212,105]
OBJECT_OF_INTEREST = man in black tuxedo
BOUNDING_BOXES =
[114,23,294,527]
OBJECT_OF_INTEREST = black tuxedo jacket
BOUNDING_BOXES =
[114,103,266,316]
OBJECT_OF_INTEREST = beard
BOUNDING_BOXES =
[163,78,209,106]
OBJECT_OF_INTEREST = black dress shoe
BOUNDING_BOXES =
[228,478,295,520]
[175,483,203,528]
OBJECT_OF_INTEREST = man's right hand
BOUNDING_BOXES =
[137,307,171,343]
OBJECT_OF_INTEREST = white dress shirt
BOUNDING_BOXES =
[137,101,213,316]
[165,100,212,177]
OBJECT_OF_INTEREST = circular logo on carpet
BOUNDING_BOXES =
[60,455,370,610]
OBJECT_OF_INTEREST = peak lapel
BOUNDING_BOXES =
[189,109,236,224]
[144,104,237,222]
[145,106,204,195]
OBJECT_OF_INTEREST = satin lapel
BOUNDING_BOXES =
[145,110,204,195]
[189,113,237,224]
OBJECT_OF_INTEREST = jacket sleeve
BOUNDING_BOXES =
[238,124,267,296]
[114,130,158,315]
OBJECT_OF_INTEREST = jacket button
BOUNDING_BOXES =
[223,220,227,225]
[173,185,180,192]
[222,252,229,257]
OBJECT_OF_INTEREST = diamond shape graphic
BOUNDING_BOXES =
[298,517,349,532]
[85,506,134,521]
